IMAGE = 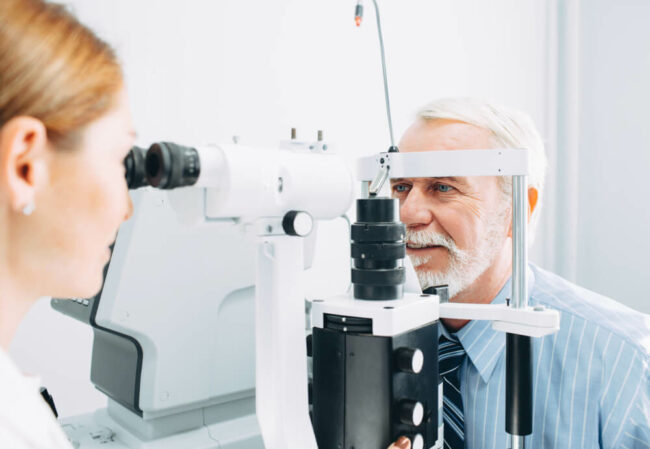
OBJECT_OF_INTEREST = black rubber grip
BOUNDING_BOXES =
[351,224,405,243]
[351,268,404,285]
[353,284,402,301]
[124,146,149,189]
[506,333,533,436]
[351,242,406,261]
[146,142,200,189]
[356,198,398,223]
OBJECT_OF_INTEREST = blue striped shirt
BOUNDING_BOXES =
[441,263,650,448]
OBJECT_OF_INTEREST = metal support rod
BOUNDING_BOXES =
[511,175,528,308]
[371,0,396,148]
[368,165,389,196]
[511,436,525,449]
[360,181,371,199]
[506,175,531,449]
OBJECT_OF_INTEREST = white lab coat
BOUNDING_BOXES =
[0,347,72,448]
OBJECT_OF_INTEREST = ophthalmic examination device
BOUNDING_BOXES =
[51,131,560,449]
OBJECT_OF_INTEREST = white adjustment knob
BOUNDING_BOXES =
[397,348,424,374]
[399,400,424,427]
[282,210,313,237]
[411,433,424,449]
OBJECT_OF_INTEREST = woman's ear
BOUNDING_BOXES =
[0,117,49,213]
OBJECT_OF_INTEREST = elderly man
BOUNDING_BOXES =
[388,98,649,449]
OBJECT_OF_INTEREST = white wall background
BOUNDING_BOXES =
[574,0,650,313]
[12,0,552,418]
[540,0,650,314]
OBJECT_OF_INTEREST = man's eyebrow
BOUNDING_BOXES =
[390,176,468,185]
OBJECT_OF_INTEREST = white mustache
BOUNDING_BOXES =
[405,229,456,251]
[405,229,471,268]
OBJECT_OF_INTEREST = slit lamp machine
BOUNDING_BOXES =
[52,137,559,449]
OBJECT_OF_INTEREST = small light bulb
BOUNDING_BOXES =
[354,2,363,27]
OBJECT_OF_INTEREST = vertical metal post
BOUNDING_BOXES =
[511,437,524,449]
[360,181,370,199]
[512,175,528,308]
[507,175,531,449]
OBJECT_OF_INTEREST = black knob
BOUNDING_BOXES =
[124,146,149,189]
[282,211,313,237]
[396,347,424,374]
[398,400,424,426]
[410,433,424,449]
[306,334,313,357]
[145,142,201,189]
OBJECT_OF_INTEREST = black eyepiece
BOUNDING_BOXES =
[145,142,201,189]
[124,146,149,189]
[350,197,406,300]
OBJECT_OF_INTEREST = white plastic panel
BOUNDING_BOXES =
[204,144,354,220]
[439,302,560,337]
[356,149,529,181]
[311,292,439,337]
[96,190,256,415]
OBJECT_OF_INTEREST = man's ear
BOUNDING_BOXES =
[0,117,49,213]
[507,186,539,238]
[528,186,539,221]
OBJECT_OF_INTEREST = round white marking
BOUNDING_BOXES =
[412,348,424,374]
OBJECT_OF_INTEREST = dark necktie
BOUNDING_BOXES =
[439,334,466,449]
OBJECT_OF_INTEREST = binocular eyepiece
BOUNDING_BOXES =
[124,142,201,190]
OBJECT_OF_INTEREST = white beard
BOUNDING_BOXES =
[406,207,509,300]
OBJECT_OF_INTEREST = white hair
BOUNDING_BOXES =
[416,97,547,243]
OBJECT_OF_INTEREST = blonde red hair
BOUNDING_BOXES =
[0,0,123,149]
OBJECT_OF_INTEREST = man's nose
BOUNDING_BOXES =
[399,187,433,228]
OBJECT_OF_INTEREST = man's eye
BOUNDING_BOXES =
[393,184,410,193]
[435,183,454,193]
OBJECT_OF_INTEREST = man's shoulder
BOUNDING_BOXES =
[529,263,649,358]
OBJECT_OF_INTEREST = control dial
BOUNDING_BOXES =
[396,347,424,374]
[399,400,424,426]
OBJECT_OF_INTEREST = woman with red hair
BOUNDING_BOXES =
[0,1,135,446]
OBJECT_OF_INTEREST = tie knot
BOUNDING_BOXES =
[438,335,466,380]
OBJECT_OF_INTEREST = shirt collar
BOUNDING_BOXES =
[439,266,536,383]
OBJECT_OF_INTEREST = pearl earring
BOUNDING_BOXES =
[22,201,35,216]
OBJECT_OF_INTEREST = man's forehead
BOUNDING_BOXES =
[398,118,493,153]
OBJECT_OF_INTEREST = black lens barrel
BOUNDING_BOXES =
[351,197,405,300]
[124,146,149,189]
[145,142,201,189]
